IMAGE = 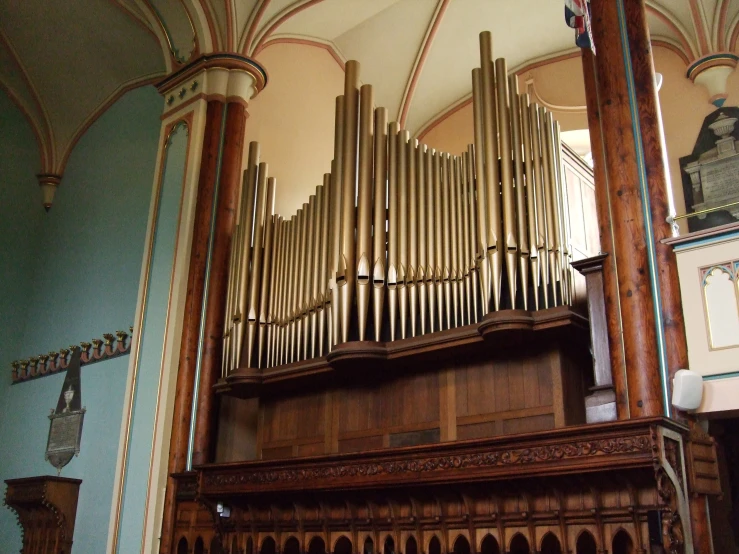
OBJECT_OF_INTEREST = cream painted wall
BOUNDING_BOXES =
[420,47,739,236]
[246,43,345,217]
[652,46,739,234]
[420,55,587,156]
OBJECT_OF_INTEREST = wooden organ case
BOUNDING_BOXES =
[168,32,711,554]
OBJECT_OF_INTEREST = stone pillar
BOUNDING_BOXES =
[157,55,265,554]
[589,0,690,419]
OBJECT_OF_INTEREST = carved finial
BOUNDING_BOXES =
[36,174,62,211]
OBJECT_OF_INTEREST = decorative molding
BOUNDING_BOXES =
[10,328,132,384]
[256,36,346,71]
[645,2,699,61]
[0,28,54,170]
[156,52,267,96]
[241,0,272,55]
[199,418,685,496]
[251,0,328,56]
[398,0,451,127]
[204,435,652,490]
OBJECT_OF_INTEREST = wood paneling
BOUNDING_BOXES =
[256,333,587,460]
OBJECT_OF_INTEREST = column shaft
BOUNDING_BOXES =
[192,101,248,466]
[581,49,629,419]
[621,0,688,388]
[159,100,225,554]
[590,0,664,418]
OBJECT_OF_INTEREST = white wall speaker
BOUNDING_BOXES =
[672,369,704,411]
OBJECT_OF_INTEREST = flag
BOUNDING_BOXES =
[565,0,595,53]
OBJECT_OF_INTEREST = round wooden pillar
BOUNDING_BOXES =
[588,0,685,419]
[191,99,248,466]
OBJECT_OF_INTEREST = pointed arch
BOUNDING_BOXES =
[261,536,277,554]
[508,534,530,554]
[194,536,205,554]
[363,536,375,554]
[284,536,301,554]
[334,536,353,554]
[539,532,562,554]
[452,535,470,554]
[428,535,442,554]
[247,536,255,554]
[479,534,500,554]
[575,530,597,554]
[384,535,396,554]
[645,1,700,60]
[611,529,635,554]
[177,537,189,554]
[309,536,327,554]
[406,535,419,554]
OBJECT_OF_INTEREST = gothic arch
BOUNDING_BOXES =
[539,532,562,554]
[575,530,597,554]
[479,534,500,554]
[509,534,530,554]
[611,530,635,554]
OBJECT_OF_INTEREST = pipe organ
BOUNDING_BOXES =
[222,32,574,374]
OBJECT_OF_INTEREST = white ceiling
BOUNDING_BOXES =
[0,0,734,181]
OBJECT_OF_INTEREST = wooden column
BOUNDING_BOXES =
[589,0,667,419]
[619,0,688,392]
[159,99,226,554]
[581,49,629,420]
[192,100,249,466]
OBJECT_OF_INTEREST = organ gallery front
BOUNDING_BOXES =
[160,4,721,553]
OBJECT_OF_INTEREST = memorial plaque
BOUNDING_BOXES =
[699,155,739,207]
[680,109,739,232]
[47,411,84,454]
[45,347,85,473]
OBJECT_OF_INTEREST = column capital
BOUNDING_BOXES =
[157,53,268,115]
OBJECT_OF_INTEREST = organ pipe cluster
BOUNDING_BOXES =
[222,31,574,374]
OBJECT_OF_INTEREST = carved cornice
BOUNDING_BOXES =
[199,418,684,496]
[11,328,132,384]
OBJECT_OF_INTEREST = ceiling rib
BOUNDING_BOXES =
[242,0,272,55]
[0,29,53,169]
[252,0,327,56]
[687,0,711,54]
[645,2,699,60]
[258,36,346,70]
[397,0,450,128]
[57,73,162,176]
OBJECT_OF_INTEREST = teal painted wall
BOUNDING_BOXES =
[0,86,162,552]
[0,89,44,370]
[116,121,189,551]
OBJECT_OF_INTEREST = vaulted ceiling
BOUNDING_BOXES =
[1,0,737,178]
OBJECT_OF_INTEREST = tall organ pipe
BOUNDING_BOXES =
[219,31,578,375]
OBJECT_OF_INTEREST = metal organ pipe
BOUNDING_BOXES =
[221,31,575,376]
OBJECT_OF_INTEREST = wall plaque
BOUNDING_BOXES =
[680,109,739,232]
[45,347,85,473]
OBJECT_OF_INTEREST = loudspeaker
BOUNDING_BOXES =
[672,369,703,411]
